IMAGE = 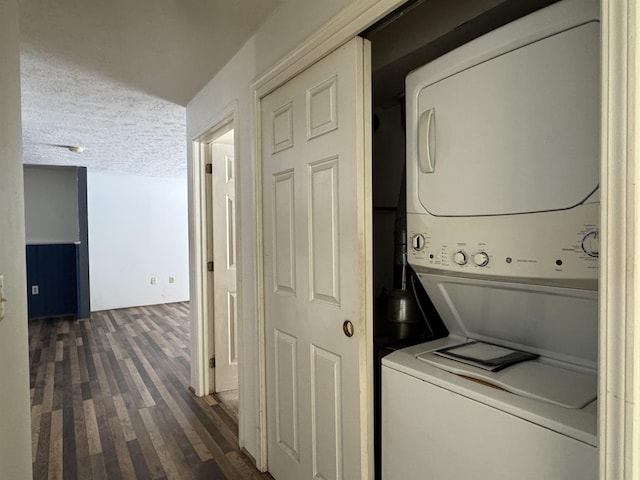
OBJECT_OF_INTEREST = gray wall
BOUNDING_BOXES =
[24,165,79,243]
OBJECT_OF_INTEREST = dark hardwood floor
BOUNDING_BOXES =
[28,302,272,480]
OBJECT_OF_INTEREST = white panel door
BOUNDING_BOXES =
[211,143,238,392]
[261,37,372,480]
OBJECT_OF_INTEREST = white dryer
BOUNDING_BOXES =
[382,0,600,478]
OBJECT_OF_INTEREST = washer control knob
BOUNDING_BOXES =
[412,234,425,251]
[473,252,490,267]
[453,251,468,266]
[582,230,599,258]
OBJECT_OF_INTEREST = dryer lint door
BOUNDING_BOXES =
[413,21,599,217]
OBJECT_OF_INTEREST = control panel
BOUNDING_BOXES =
[407,202,599,285]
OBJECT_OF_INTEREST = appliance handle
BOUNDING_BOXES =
[418,108,436,173]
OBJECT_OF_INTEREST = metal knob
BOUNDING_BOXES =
[582,230,599,257]
[473,252,489,267]
[412,234,425,251]
[343,320,354,337]
[453,251,468,265]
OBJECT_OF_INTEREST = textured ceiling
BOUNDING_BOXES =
[19,0,283,177]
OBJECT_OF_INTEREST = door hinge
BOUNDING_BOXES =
[209,357,215,368]
[205,163,212,174]
[207,261,214,272]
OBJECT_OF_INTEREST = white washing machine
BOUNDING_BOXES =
[381,279,598,480]
[382,0,600,478]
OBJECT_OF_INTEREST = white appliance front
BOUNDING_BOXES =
[405,0,600,286]
[381,341,597,480]
[406,2,599,219]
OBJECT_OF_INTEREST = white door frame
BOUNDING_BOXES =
[190,103,242,410]
[599,1,640,479]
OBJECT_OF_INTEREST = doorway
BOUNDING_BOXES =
[207,127,239,397]
[193,118,240,415]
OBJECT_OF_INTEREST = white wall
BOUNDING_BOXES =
[0,0,34,478]
[186,0,360,460]
[88,171,189,311]
[23,165,79,243]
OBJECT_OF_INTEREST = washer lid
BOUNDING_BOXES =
[418,350,596,409]
[417,272,598,369]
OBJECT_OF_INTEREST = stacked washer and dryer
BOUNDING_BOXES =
[381,0,600,478]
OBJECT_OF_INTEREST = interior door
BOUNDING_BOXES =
[211,141,238,392]
[261,37,372,480]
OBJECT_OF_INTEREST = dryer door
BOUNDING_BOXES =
[412,21,599,217]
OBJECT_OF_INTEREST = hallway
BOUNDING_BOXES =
[28,302,271,480]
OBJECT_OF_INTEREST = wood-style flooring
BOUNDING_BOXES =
[28,302,272,480]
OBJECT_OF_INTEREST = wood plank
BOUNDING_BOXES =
[108,416,136,479]
[72,387,91,480]
[32,410,51,480]
[127,438,154,480]
[139,407,183,480]
[83,399,102,456]
[112,394,136,442]
[40,361,55,413]
[47,409,63,480]
[31,404,42,462]
[61,352,77,480]
[127,398,166,480]
[89,452,108,480]
[123,357,156,408]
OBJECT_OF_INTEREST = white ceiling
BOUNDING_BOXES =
[19,0,283,177]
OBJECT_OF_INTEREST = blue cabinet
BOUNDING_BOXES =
[26,243,79,319]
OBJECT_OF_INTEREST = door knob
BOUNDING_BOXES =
[343,320,354,337]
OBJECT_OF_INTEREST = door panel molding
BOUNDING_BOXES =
[274,329,300,461]
[273,169,297,295]
[307,75,339,140]
[272,102,295,153]
[308,156,341,306]
[310,344,343,480]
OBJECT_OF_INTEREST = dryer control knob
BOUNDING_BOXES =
[412,234,425,251]
[473,252,490,267]
[582,230,599,257]
[453,251,468,266]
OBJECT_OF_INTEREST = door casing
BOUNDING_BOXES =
[190,104,243,435]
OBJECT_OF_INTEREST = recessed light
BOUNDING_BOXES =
[67,146,84,153]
